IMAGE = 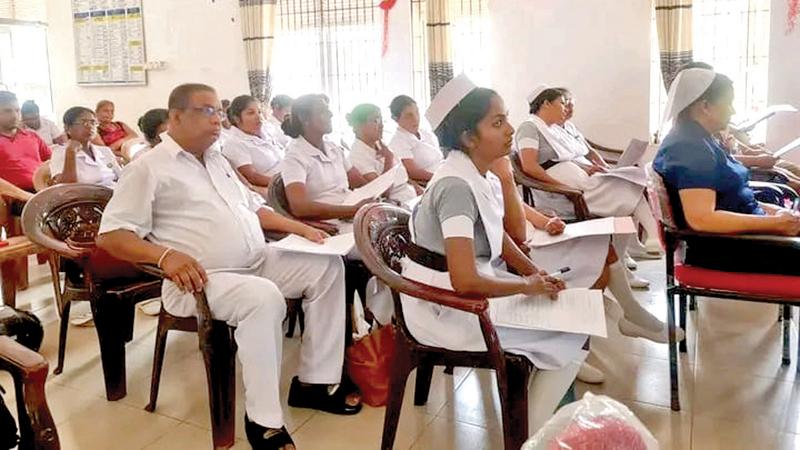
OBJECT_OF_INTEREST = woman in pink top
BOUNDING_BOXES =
[92,100,138,156]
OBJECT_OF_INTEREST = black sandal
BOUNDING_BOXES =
[245,415,295,450]
[287,376,363,415]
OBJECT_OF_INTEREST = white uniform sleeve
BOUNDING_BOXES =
[221,139,253,169]
[515,122,540,150]
[388,132,414,160]
[49,145,66,177]
[441,215,475,239]
[280,155,308,186]
[98,161,156,238]
[349,148,378,176]
[102,146,123,177]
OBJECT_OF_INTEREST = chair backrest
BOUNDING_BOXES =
[32,163,52,192]
[267,173,292,217]
[645,163,679,249]
[20,184,113,260]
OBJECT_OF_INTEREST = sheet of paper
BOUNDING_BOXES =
[489,288,607,337]
[732,104,798,132]
[616,139,650,167]
[527,217,636,247]
[270,232,355,256]
[595,166,648,186]
[772,136,800,158]
[343,165,405,206]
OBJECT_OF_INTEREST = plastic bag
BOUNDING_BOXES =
[522,392,659,450]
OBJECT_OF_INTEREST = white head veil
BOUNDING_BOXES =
[661,68,716,129]
[526,84,550,106]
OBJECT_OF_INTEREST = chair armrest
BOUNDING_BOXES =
[136,263,165,278]
[395,277,489,314]
[513,170,592,220]
[668,227,800,247]
[0,335,48,376]
[587,139,624,156]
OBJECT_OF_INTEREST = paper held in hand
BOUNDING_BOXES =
[772,136,800,158]
[343,165,408,206]
[615,139,650,167]
[489,288,607,337]
[527,216,636,247]
[270,232,355,256]
[731,104,798,133]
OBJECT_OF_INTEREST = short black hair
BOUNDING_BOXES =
[529,88,565,115]
[228,94,258,125]
[63,106,94,129]
[389,95,416,120]
[435,87,497,153]
[21,100,39,115]
[0,91,18,106]
[168,83,216,110]
[270,94,292,111]
[281,94,326,138]
[137,108,168,143]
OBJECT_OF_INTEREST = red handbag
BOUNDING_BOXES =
[345,323,396,407]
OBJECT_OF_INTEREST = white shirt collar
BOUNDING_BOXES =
[158,132,221,160]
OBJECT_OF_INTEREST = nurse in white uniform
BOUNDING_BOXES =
[96,83,360,450]
[515,85,661,255]
[388,95,443,183]
[280,94,374,233]
[346,103,419,204]
[50,106,121,188]
[263,94,293,149]
[222,95,285,189]
[401,74,586,432]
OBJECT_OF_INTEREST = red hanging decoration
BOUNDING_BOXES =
[789,0,800,33]
[379,0,398,57]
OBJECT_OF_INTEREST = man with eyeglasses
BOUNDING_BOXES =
[0,91,51,202]
[97,83,360,450]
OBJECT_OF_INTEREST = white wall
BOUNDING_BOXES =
[488,0,652,148]
[45,0,250,127]
[767,0,800,159]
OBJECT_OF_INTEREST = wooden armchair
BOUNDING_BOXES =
[136,264,237,450]
[509,151,592,221]
[0,335,59,450]
[0,182,41,308]
[353,203,534,450]
[586,139,623,166]
[645,164,800,411]
[21,184,161,399]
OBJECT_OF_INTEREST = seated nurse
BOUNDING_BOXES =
[654,68,800,274]
[222,94,284,188]
[281,94,374,233]
[347,103,420,204]
[51,106,122,188]
[388,95,443,183]
[401,74,587,432]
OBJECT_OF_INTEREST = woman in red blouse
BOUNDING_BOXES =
[92,100,137,156]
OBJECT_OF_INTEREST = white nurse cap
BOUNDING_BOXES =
[661,68,716,125]
[425,73,478,131]
[526,84,550,105]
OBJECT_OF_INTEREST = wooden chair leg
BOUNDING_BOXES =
[91,295,129,401]
[782,304,791,366]
[15,257,28,291]
[505,358,533,450]
[145,313,172,412]
[54,301,72,375]
[381,339,413,450]
[667,293,680,411]
[1,259,17,308]
[413,362,434,406]
[202,324,236,449]
[678,293,687,353]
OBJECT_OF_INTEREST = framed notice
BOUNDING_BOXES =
[71,0,147,86]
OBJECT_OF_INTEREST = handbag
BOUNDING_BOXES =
[345,321,396,407]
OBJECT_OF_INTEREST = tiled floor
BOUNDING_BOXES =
[3,256,800,449]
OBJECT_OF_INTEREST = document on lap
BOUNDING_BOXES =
[615,139,650,167]
[489,288,607,337]
[270,232,355,256]
[343,165,407,206]
[527,217,636,247]
[594,166,647,186]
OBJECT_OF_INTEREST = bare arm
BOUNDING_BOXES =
[733,154,776,169]
[361,171,379,182]
[401,158,434,182]
[347,167,369,189]
[489,157,527,243]
[679,188,799,234]
[500,232,538,276]
[52,143,80,184]
[237,164,272,187]
[255,207,326,241]
[284,182,362,220]
[519,148,572,187]
[0,178,33,202]
[52,134,68,146]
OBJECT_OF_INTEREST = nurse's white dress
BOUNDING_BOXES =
[400,151,588,370]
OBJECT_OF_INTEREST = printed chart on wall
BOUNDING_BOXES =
[71,0,146,85]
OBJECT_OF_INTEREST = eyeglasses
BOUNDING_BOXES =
[188,106,226,119]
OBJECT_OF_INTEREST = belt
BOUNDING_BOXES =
[405,242,448,272]
[541,160,557,170]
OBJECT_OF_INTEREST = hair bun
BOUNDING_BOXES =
[281,115,301,138]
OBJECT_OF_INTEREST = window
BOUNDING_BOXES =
[410,0,490,109]
[650,0,772,140]
[0,22,53,119]
[271,0,384,138]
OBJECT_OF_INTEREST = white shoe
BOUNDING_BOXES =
[625,269,650,289]
[137,299,162,316]
[628,247,663,260]
[618,317,685,344]
[625,254,638,271]
[577,362,605,384]
[69,312,94,327]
